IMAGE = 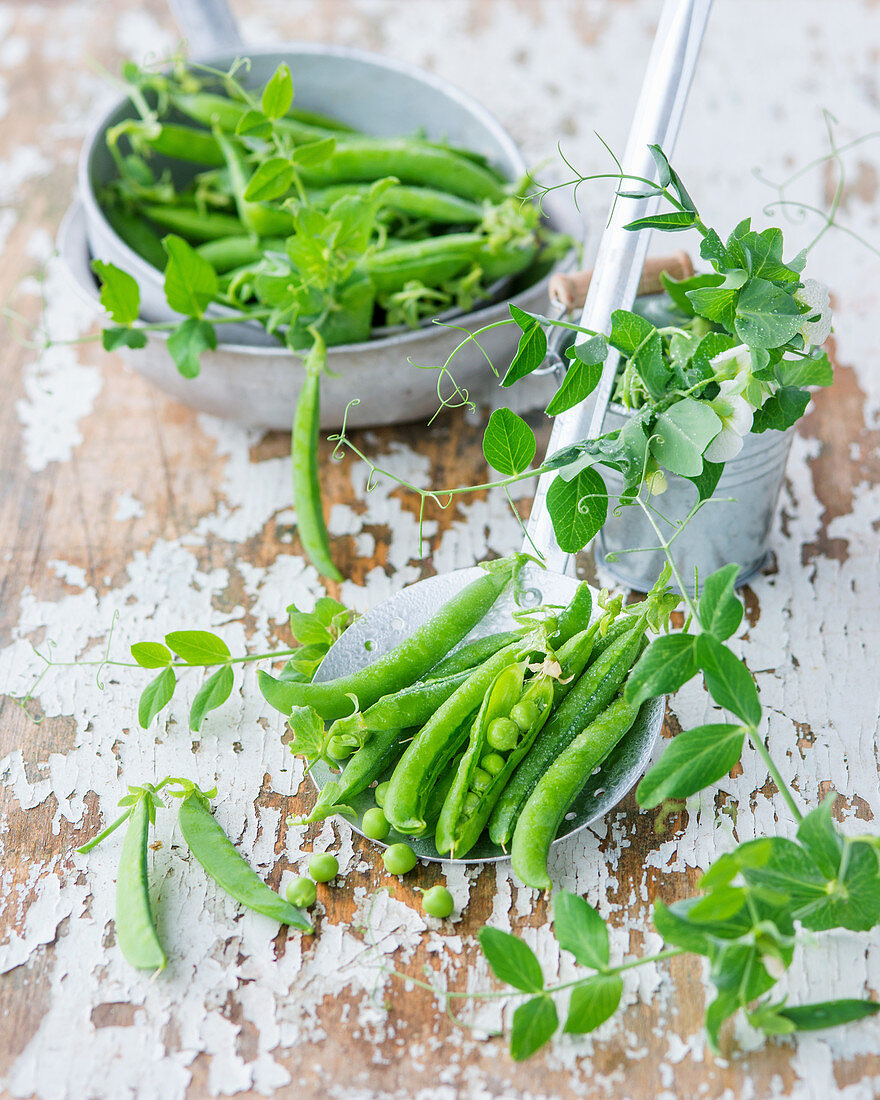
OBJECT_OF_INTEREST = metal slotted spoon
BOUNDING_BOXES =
[310,0,714,863]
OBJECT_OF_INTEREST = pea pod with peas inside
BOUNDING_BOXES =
[435,661,554,858]
[488,612,651,849]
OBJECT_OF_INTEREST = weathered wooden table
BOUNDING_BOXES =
[2,2,879,1097]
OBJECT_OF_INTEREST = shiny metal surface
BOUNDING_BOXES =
[58,202,564,430]
[596,407,795,593]
[524,0,713,576]
[310,565,665,863]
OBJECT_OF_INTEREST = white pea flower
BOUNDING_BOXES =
[704,380,755,463]
[794,278,832,347]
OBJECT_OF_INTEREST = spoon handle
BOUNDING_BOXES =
[524,0,713,574]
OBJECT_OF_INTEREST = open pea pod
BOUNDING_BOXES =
[435,661,554,858]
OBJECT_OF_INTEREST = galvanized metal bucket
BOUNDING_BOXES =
[595,402,795,592]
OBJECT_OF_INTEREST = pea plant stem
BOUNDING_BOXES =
[635,493,804,824]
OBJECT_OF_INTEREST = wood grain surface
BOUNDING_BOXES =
[2,3,880,1099]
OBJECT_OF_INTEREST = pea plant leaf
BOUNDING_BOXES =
[510,996,558,1061]
[102,326,148,352]
[776,351,833,389]
[167,317,217,379]
[546,468,607,553]
[630,329,671,400]
[482,408,536,476]
[568,334,608,366]
[552,892,609,970]
[777,1000,880,1032]
[637,723,745,807]
[92,260,141,324]
[660,270,723,316]
[138,666,176,728]
[288,705,327,762]
[652,899,713,956]
[693,633,761,727]
[165,630,231,665]
[130,641,173,669]
[624,210,696,233]
[545,360,602,417]
[189,665,234,732]
[684,459,724,502]
[261,62,294,120]
[235,107,272,138]
[292,137,336,168]
[564,975,623,1034]
[698,564,744,641]
[244,157,296,202]
[163,234,218,318]
[478,927,545,992]
[650,399,722,478]
[608,309,654,356]
[502,306,548,386]
[734,277,803,349]
[686,285,739,332]
[796,794,842,879]
[751,387,810,433]
[625,633,698,707]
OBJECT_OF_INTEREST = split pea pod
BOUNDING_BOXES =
[488,615,649,848]
[511,694,640,890]
[298,139,507,203]
[114,789,167,972]
[435,662,554,858]
[258,559,518,721]
[382,638,524,835]
[176,785,313,932]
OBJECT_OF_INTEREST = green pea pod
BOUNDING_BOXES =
[328,667,475,741]
[176,786,313,932]
[420,629,525,681]
[139,122,226,166]
[300,726,411,825]
[308,182,484,225]
[291,335,341,582]
[115,789,167,972]
[550,582,593,647]
[365,233,483,294]
[488,616,649,848]
[408,752,462,838]
[103,205,167,270]
[258,558,518,721]
[298,139,506,203]
[196,235,272,273]
[171,92,339,145]
[550,622,600,706]
[435,666,554,857]
[143,204,245,242]
[382,638,524,835]
[511,694,640,890]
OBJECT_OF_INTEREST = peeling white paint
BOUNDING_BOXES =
[2,1,880,1098]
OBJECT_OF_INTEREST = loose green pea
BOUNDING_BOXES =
[383,842,417,875]
[308,853,339,882]
[510,699,540,731]
[286,877,317,908]
[487,716,519,752]
[422,885,454,919]
[374,781,390,808]
[362,807,390,840]
[481,752,506,776]
[326,735,354,761]
[470,767,492,793]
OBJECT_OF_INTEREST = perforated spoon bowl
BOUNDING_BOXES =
[309,0,714,863]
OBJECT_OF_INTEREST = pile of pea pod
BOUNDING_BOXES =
[260,558,672,891]
[100,60,568,337]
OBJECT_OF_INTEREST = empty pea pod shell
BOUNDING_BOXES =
[177,790,313,932]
